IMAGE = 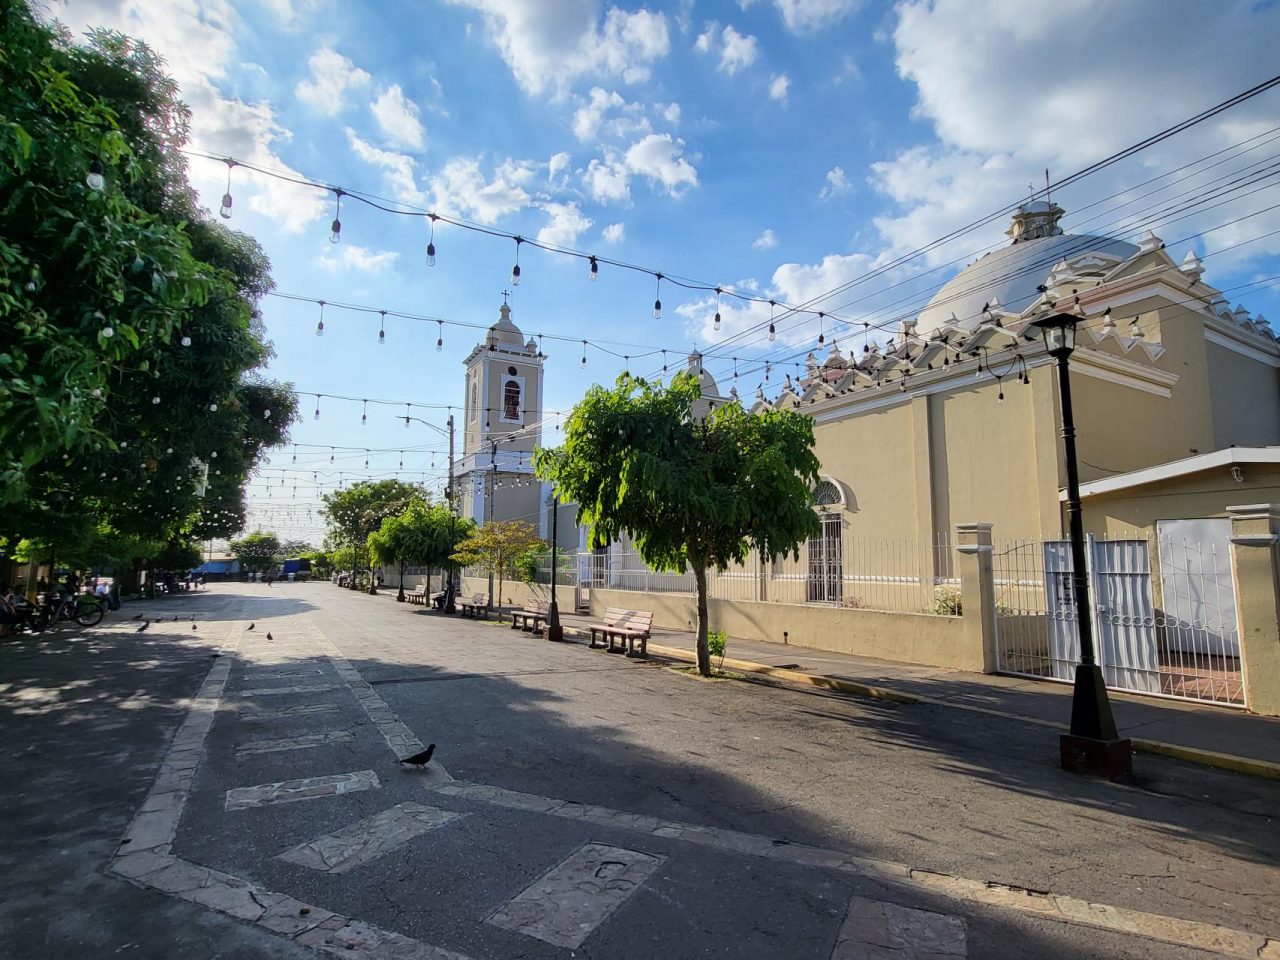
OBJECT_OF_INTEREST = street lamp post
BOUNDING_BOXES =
[1028,308,1132,780]
[403,413,459,613]
[546,493,563,642]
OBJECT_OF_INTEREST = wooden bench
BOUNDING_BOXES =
[588,607,654,657]
[405,584,429,605]
[511,600,550,633]
[458,593,489,619]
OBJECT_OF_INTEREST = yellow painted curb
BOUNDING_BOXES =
[1128,738,1280,781]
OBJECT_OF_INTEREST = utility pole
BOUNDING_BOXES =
[486,438,496,612]
[547,491,563,641]
[445,413,457,614]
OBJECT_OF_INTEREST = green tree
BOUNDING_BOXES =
[0,9,297,559]
[322,479,425,590]
[452,520,543,613]
[536,372,820,676]
[154,538,202,572]
[229,531,279,575]
[368,498,474,602]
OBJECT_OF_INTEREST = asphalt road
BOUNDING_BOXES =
[1,581,1276,959]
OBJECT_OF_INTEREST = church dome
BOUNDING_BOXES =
[915,205,1137,337]
[487,302,525,347]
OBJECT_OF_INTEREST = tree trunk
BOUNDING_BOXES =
[396,560,406,602]
[495,565,505,620]
[693,565,711,677]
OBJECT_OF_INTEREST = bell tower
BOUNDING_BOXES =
[456,296,545,527]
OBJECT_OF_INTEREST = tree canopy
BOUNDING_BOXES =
[368,498,475,600]
[229,531,279,574]
[322,480,426,553]
[535,372,820,674]
[0,6,296,577]
[452,520,543,612]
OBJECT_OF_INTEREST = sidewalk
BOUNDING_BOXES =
[550,611,1280,778]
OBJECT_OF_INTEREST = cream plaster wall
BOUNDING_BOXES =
[587,587,979,671]
[1205,341,1280,449]
[1080,465,1280,537]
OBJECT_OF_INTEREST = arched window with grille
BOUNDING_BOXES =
[502,377,522,422]
[807,477,845,603]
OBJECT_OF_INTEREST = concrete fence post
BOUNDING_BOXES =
[955,522,997,674]
[1227,504,1280,717]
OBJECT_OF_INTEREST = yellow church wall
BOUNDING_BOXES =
[932,377,1048,542]
[811,400,921,541]
[1205,340,1280,449]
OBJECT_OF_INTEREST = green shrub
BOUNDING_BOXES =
[707,629,727,670]
[930,585,963,616]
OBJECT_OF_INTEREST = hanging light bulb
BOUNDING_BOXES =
[329,189,344,243]
[330,448,335,463]
[1100,307,1116,338]
[219,160,235,218]
[361,400,368,426]
[314,395,321,420]
[662,350,668,374]
[713,288,722,331]
[768,300,777,342]
[180,334,192,347]
[316,300,326,337]
[152,396,161,405]
[436,320,444,352]
[426,214,437,266]
[580,341,587,368]
[511,236,523,285]
[264,409,271,418]
[589,255,599,281]
[378,310,387,346]
[1129,316,1145,340]
[997,389,1005,405]
[818,311,826,347]
[86,158,106,191]
[209,403,218,412]
[101,324,114,339]
[651,274,664,320]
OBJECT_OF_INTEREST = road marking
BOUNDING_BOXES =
[276,802,464,873]
[237,683,340,697]
[486,842,663,948]
[435,781,1280,959]
[833,895,965,958]
[242,668,325,682]
[307,623,453,773]
[225,770,380,810]
[239,702,341,721]
[233,730,354,757]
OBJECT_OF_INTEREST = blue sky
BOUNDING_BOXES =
[57,0,1280,542]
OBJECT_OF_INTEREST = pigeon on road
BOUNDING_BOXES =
[192,624,198,631]
[136,621,149,632]
[246,623,255,631]
[265,632,273,641]
[399,744,436,767]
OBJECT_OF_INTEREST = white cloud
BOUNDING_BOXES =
[428,156,534,224]
[296,47,370,114]
[659,101,681,124]
[371,84,426,150]
[819,165,851,200]
[753,229,778,250]
[54,0,326,232]
[623,134,698,196]
[446,1,670,97]
[319,244,399,273]
[345,129,425,205]
[584,154,632,203]
[536,201,593,247]
[572,87,650,142]
[693,22,759,75]
[718,25,758,75]
[872,0,1280,269]
[548,151,572,181]
[774,0,862,33]
[603,222,626,243]
[768,73,790,103]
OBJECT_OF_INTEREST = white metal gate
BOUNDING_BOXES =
[807,515,842,604]
[993,533,1243,707]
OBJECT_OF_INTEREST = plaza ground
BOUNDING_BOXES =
[0,582,1277,959]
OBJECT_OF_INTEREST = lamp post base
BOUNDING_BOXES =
[1060,733,1132,780]
[546,600,563,642]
